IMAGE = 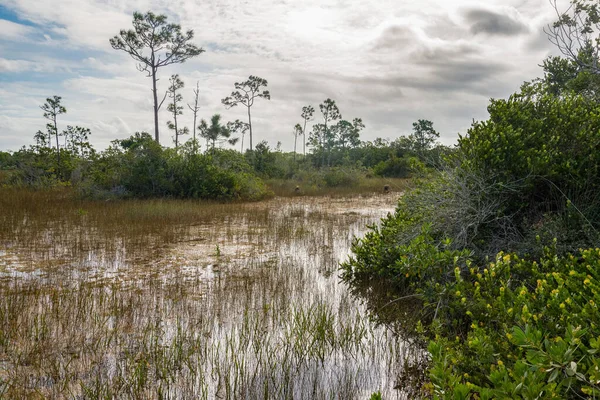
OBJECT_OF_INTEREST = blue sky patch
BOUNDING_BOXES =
[0,4,37,27]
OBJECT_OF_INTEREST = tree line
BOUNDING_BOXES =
[0,10,450,197]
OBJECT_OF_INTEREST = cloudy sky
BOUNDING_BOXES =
[0,0,568,152]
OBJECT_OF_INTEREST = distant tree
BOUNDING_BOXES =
[40,96,66,164]
[352,118,365,145]
[319,99,341,167]
[409,119,439,155]
[166,74,189,149]
[34,130,48,150]
[226,119,250,152]
[252,140,279,177]
[110,11,204,143]
[221,76,270,151]
[293,123,303,161]
[187,81,201,152]
[63,125,94,158]
[301,105,315,157]
[199,114,237,152]
[546,0,600,74]
[336,118,364,150]
[307,123,326,162]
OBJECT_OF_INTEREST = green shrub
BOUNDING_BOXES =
[343,90,600,399]
[322,167,361,187]
[457,93,600,248]
[429,247,600,399]
[80,133,269,201]
[373,155,411,178]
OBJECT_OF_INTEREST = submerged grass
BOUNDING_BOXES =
[0,188,420,398]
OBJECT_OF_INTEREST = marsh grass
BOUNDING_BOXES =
[0,188,419,398]
[266,177,411,197]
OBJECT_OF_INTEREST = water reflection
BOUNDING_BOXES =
[0,195,421,398]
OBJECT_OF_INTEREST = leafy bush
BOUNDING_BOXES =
[288,165,367,189]
[457,93,600,251]
[343,90,600,398]
[373,155,411,178]
[429,247,600,399]
[80,133,269,201]
[3,147,80,188]
[322,167,361,187]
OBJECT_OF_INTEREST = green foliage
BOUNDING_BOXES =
[429,248,600,399]
[344,88,600,398]
[546,0,600,76]
[459,93,600,189]
[409,119,439,155]
[369,391,383,400]
[540,55,600,100]
[3,147,81,188]
[199,114,236,152]
[321,167,361,187]
[0,151,15,169]
[62,125,94,158]
[457,92,600,253]
[80,133,268,200]
[40,96,66,151]
[346,223,600,398]
[250,140,289,179]
[221,75,270,151]
[166,74,189,148]
[372,155,411,178]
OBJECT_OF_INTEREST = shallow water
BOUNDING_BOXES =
[0,194,422,399]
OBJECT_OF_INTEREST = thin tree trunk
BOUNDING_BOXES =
[189,81,200,154]
[54,117,60,167]
[192,112,197,152]
[240,133,244,153]
[321,124,327,168]
[152,67,160,143]
[302,119,307,157]
[247,106,253,151]
[294,133,297,162]
[174,105,179,148]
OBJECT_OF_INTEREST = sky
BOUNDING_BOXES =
[0,0,569,152]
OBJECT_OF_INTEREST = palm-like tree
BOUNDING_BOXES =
[198,114,238,152]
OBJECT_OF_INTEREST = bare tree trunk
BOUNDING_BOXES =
[188,81,200,153]
[294,133,297,162]
[240,133,244,153]
[247,106,253,151]
[302,119,307,157]
[321,124,327,168]
[152,67,160,143]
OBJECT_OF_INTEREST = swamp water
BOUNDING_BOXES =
[0,193,422,399]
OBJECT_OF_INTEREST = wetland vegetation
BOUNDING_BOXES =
[0,188,427,399]
[3,1,600,399]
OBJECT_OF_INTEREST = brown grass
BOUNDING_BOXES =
[266,177,411,197]
[0,188,422,399]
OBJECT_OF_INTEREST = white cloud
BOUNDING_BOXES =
[0,57,75,73]
[0,0,574,152]
[0,19,36,41]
